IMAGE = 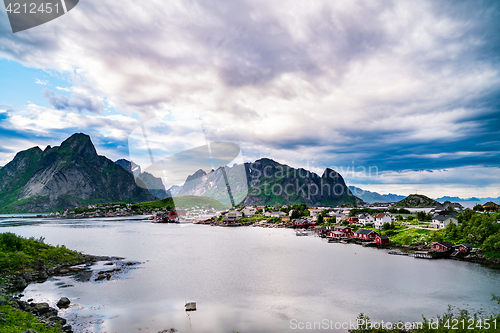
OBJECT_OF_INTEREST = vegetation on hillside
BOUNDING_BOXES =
[0,233,84,273]
[394,194,440,208]
[377,210,500,257]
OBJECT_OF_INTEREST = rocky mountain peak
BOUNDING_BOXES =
[186,169,207,182]
[0,133,155,213]
[59,133,97,158]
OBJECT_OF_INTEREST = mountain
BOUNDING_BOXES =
[167,185,183,196]
[434,196,500,203]
[348,186,406,203]
[394,194,440,207]
[0,133,155,213]
[177,158,363,207]
[115,159,169,199]
[115,159,141,176]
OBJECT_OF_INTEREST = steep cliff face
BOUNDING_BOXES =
[0,133,155,213]
[243,158,362,206]
[177,158,362,207]
[177,165,248,206]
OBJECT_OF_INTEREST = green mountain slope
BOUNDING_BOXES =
[0,133,155,213]
[394,194,439,207]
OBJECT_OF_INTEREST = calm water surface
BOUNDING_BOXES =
[1,217,500,332]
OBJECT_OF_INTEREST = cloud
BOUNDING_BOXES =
[0,0,499,197]
[35,78,47,85]
[42,88,104,113]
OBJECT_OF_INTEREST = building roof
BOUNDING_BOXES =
[336,226,351,230]
[433,241,454,249]
[355,229,377,235]
[433,211,458,221]
[377,235,390,240]
[459,243,472,248]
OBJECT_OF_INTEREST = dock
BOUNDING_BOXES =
[409,251,434,259]
[388,250,409,256]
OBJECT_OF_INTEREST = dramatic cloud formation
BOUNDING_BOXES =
[0,0,499,197]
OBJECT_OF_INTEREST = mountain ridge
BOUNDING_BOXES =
[177,158,363,207]
[348,186,406,203]
[0,133,155,213]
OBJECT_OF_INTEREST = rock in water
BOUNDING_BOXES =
[57,297,71,308]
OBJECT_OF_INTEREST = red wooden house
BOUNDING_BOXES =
[292,219,310,228]
[430,241,454,252]
[457,243,472,253]
[375,235,390,244]
[354,229,379,240]
[328,226,354,238]
[348,217,359,225]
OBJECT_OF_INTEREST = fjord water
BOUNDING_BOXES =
[1,217,500,332]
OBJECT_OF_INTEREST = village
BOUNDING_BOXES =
[40,198,500,262]
[195,200,500,260]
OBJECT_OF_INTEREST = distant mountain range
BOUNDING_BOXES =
[348,187,499,205]
[0,134,155,213]
[348,186,406,203]
[434,196,499,203]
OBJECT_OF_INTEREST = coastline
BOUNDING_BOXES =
[0,253,130,333]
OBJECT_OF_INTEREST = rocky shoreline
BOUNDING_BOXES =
[0,254,126,333]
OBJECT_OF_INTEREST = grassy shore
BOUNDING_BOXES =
[0,304,64,333]
[0,233,84,332]
[0,232,84,274]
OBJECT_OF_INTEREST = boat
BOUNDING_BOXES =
[152,210,179,223]
[295,230,308,236]
[185,302,196,311]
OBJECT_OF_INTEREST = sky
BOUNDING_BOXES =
[0,0,499,199]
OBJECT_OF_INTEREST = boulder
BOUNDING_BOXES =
[47,315,67,325]
[14,278,28,291]
[34,302,50,315]
[57,297,71,308]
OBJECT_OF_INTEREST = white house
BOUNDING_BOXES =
[308,208,322,218]
[358,213,375,226]
[243,206,256,217]
[374,213,396,229]
[270,211,287,218]
[227,210,243,220]
[431,211,459,229]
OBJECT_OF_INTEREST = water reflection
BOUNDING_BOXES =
[2,219,500,332]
